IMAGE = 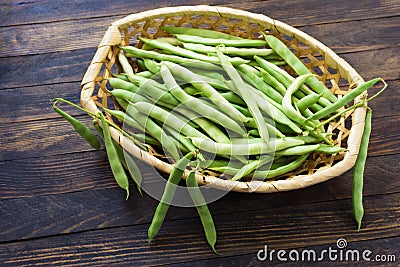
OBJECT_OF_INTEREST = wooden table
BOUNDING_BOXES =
[1,1,399,266]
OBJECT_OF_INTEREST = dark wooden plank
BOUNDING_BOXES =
[340,48,400,83]
[0,116,100,161]
[369,115,400,156]
[1,13,398,58]
[0,82,82,123]
[298,16,400,54]
[0,193,398,266]
[227,0,400,27]
[1,153,399,242]
[1,0,399,27]
[164,236,400,266]
[1,46,398,91]
[0,48,93,90]
[0,0,253,26]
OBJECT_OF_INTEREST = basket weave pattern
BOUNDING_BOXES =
[80,6,367,193]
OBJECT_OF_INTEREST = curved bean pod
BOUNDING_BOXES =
[108,77,139,93]
[282,74,316,127]
[297,93,323,113]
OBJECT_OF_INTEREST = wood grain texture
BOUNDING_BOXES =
[1,12,399,58]
[0,81,82,123]
[0,116,99,161]
[1,154,399,242]
[164,237,400,266]
[0,0,254,26]
[0,47,93,89]
[0,193,398,266]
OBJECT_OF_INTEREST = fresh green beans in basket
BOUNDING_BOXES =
[54,26,387,252]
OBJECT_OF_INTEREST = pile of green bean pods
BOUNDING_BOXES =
[53,26,387,252]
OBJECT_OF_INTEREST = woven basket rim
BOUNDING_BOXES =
[80,5,367,193]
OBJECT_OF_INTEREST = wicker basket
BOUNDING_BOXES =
[80,5,367,193]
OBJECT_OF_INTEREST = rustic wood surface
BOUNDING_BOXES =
[0,1,399,266]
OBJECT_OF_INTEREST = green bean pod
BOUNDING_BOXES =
[172,106,230,143]
[136,70,153,78]
[353,109,372,231]
[275,144,320,156]
[307,78,383,121]
[103,108,142,130]
[255,56,328,111]
[186,171,218,253]
[118,51,134,77]
[108,77,139,93]
[54,106,101,151]
[108,89,150,103]
[252,153,311,179]
[184,43,273,57]
[121,46,223,71]
[190,137,304,156]
[126,105,181,161]
[99,113,130,199]
[148,151,197,243]
[315,144,347,154]
[297,93,323,113]
[175,34,267,47]
[264,34,338,103]
[143,58,161,73]
[236,64,284,105]
[232,155,273,181]
[258,68,287,96]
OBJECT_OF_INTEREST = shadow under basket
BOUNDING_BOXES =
[80,5,368,193]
